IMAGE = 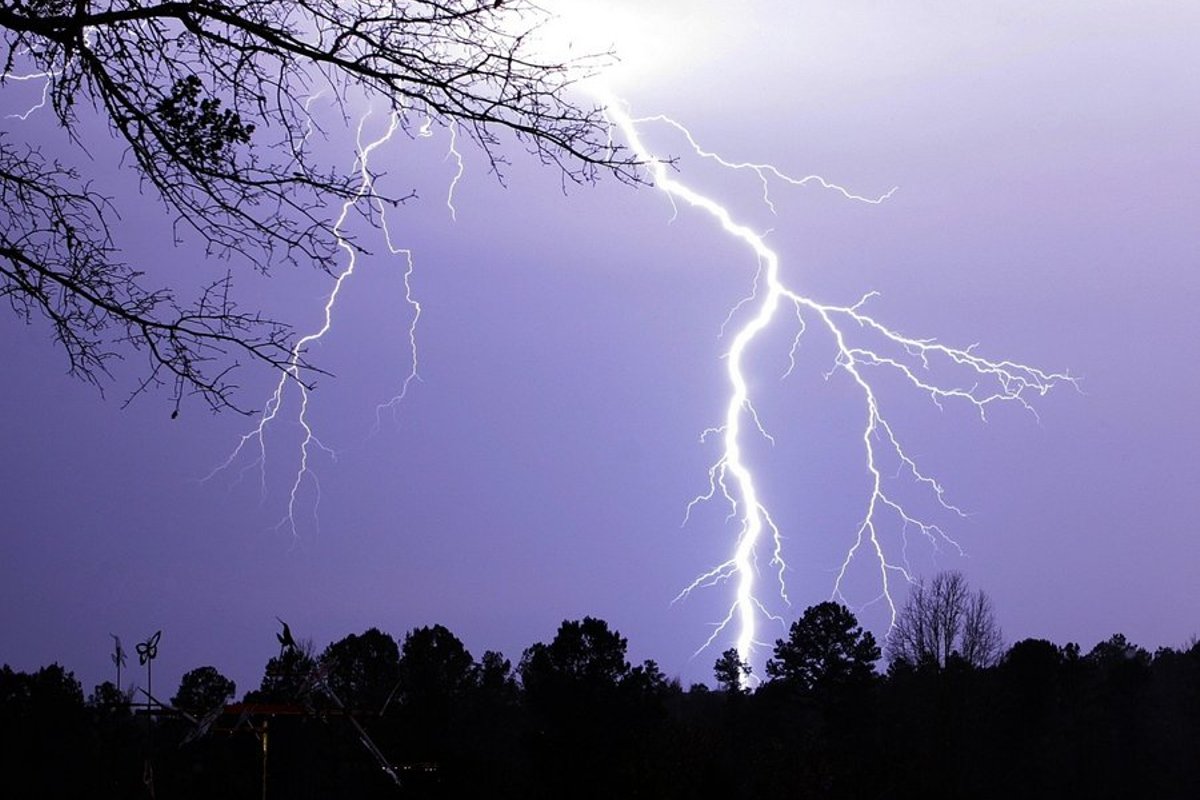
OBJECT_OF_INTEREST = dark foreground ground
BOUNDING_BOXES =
[4,616,1199,799]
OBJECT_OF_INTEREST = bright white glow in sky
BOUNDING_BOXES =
[536,0,714,87]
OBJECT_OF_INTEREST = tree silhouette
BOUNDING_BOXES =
[245,639,317,704]
[88,680,131,713]
[476,649,519,706]
[320,627,399,713]
[519,616,631,697]
[171,665,235,714]
[519,617,653,798]
[1001,637,1065,709]
[9,618,1200,798]
[395,623,476,708]
[765,601,880,692]
[1,662,83,716]
[0,664,89,796]
[713,647,751,694]
[457,649,526,797]
[86,680,142,796]
[1087,632,1151,671]
[388,623,477,770]
[887,570,1003,669]
[0,1,640,411]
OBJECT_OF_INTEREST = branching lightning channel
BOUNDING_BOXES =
[374,120,462,426]
[1,47,59,121]
[372,173,424,428]
[206,109,422,539]
[599,92,1075,680]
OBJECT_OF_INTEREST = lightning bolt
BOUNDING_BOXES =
[598,91,1075,683]
[1,49,56,121]
[372,180,423,429]
[4,71,52,121]
[371,120,462,421]
[190,6,1074,687]
[206,108,423,539]
[445,123,465,222]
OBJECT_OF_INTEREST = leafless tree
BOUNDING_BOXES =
[959,586,1003,667]
[0,1,638,412]
[887,571,1003,669]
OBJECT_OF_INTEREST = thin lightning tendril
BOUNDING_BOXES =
[206,109,422,540]
[5,72,51,120]
[632,113,899,212]
[600,91,1074,683]
[2,49,56,120]
[445,124,464,221]
[372,183,423,429]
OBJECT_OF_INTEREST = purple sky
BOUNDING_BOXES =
[3,1,1199,696]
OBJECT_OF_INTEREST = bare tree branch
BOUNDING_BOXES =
[887,571,1003,669]
[0,0,639,411]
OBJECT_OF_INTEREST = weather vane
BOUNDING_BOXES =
[110,634,127,689]
[135,629,163,795]
[136,630,162,706]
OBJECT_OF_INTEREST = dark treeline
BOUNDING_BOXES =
[3,594,1200,798]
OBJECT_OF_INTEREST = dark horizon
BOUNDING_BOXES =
[6,601,1200,798]
[9,586,1197,711]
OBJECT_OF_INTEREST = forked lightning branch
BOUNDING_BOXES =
[598,93,1073,679]
[193,25,1073,682]
[209,86,1072,684]
[0,0,1078,692]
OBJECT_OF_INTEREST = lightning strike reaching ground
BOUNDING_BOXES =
[197,5,1074,684]
[207,109,422,539]
[597,92,1075,681]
